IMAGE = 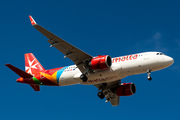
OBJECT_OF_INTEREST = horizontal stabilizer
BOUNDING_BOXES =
[5,64,33,78]
[30,84,40,91]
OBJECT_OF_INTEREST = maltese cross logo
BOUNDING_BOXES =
[25,59,38,75]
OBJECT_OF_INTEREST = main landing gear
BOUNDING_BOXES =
[97,92,105,99]
[147,69,152,81]
[97,83,107,99]
[80,74,88,82]
[80,67,90,82]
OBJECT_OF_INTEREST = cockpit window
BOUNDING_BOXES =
[157,52,164,55]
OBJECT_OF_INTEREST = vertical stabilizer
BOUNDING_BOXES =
[25,53,45,75]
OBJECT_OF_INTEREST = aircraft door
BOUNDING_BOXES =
[144,53,149,60]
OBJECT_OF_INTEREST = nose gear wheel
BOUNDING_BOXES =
[147,69,152,81]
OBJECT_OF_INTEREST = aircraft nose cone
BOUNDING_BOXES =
[168,57,174,65]
[165,56,174,66]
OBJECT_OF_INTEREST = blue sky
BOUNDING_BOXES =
[1,0,180,119]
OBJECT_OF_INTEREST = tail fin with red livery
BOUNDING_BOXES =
[25,53,45,75]
[6,53,44,91]
[5,63,40,91]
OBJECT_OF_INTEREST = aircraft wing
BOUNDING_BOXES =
[106,92,119,106]
[29,15,93,73]
[94,80,120,106]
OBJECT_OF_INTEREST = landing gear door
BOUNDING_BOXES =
[144,53,149,60]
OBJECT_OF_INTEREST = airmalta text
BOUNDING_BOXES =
[88,76,118,83]
[112,54,138,63]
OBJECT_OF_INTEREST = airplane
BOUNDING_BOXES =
[5,15,174,106]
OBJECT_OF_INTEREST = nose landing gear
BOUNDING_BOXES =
[147,69,152,81]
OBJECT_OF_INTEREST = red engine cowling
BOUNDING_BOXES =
[116,83,136,96]
[89,55,112,70]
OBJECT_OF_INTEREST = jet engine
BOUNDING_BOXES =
[89,55,112,70]
[116,83,136,96]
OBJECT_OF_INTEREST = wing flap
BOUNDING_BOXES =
[94,80,120,106]
[106,92,119,106]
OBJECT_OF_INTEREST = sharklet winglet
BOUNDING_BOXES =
[29,15,37,26]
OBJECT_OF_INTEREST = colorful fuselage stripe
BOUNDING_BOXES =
[19,66,68,86]
[38,66,69,86]
[54,66,69,83]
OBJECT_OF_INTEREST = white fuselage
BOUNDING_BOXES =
[58,52,174,86]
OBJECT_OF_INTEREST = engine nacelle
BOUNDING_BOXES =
[116,83,136,96]
[89,55,112,70]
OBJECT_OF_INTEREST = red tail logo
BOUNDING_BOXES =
[25,53,45,75]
